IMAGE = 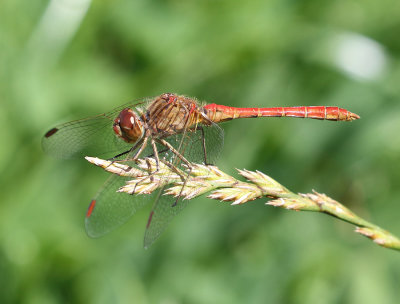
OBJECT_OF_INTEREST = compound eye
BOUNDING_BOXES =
[113,108,143,143]
[120,109,135,130]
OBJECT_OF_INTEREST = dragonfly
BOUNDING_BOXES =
[42,93,360,248]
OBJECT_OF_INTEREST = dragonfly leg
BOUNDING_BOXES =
[130,155,187,194]
[172,166,193,207]
[109,134,149,178]
[131,137,171,193]
[150,138,160,172]
[155,138,196,207]
[156,138,192,168]
[107,137,145,162]
[131,134,149,161]
[107,149,131,160]
[197,126,208,165]
[104,138,146,173]
[158,159,187,182]
[146,147,169,158]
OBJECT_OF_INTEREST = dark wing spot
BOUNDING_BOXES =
[86,200,96,218]
[44,128,59,138]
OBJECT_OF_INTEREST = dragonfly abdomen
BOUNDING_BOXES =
[203,104,360,123]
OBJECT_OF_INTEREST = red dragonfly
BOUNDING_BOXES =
[43,93,359,247]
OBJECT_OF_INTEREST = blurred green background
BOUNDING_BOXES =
[1,0,400,303]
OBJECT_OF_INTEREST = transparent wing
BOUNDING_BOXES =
[143,188,187,248]
[143,122,224,248]
[194,121,224,165]
[42,100,149,159]
[85,174,157,238]
[85,147,157,238]
[161,121,224,165]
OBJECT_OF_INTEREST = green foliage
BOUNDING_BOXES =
[1,0,400,303]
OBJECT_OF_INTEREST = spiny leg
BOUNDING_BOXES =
[198,126,208,165]
[156,138,194,207]
[131,134,149,161]
[170,106,197,205]
[146,147,169,158]
[131,137,166,193]
[104,137,146,172]
[164,105,195,203]
[156,138,192,168]
[107,134,149,177]
[131,156,188,195]
[107,149,131,161]
[172,165,193,206]
[136,138,162,186]
[158,158,187,182]
[107,137,144,161]
[150,138,160,172]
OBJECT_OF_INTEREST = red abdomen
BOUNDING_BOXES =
[203,104,360,123]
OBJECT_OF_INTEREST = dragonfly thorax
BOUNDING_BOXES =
[113,108,144,143]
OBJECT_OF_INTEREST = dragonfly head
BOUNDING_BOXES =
[113,108,144,143]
